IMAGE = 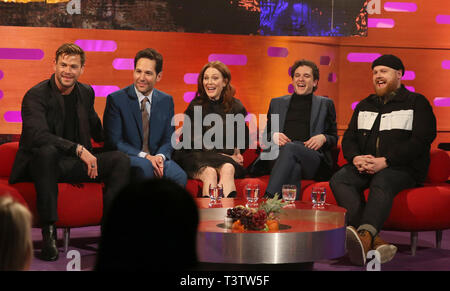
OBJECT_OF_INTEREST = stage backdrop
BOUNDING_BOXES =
[0,0,449,148]
[0,0,368,36]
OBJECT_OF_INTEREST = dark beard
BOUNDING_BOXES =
[374,80,398,97]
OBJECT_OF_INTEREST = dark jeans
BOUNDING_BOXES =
[329,164,416,234]
[28,145,130,224]
[266,141,322,200]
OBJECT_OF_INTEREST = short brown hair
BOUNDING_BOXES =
[290,59,320,92]
[134,48,163,75]
[55,43,86,66]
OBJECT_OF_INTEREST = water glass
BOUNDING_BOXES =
[245,184,259,207]
[209,184,222,207]
[311,186,326,207]
[216,184,224,198]
[282,185,296,204]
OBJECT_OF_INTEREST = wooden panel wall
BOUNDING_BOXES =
[0,27,340,135]
[0,0,448,148]
[336,0,450,148]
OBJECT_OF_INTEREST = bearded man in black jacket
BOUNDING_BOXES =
[9,43,130,261]
[330,54,436,266]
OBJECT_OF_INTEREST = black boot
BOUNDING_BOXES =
[41,224,59,261]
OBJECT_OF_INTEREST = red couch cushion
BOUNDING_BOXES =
[242,148,259,169]
[383,184,450,231]
[0,179,103,227]
[0,142,19,177]
[186,179,202,197]
[425,149,450,183]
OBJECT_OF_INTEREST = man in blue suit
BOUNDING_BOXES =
[103,48,187,186]
[251,59,337,199]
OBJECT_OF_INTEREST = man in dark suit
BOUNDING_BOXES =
[9,43,131,261]
[251,59,337,199]
[103,48,187,186]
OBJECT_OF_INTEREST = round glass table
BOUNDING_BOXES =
[195,198,346,270]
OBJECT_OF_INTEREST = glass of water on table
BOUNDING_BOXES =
[245,184,259,207]
[282,185,296,205]
[311,186,326,208]
[208,184,223,207]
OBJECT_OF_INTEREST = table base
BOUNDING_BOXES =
[196,262,314,271]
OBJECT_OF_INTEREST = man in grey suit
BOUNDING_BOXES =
[252,59,337,199]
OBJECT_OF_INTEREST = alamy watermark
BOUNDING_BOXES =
[66,0,81,15]
[66,250,81,271]
[367,0,381,15]
[366,250,381,271]
[171,106,280,160]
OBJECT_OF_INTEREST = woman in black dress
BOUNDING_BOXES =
[173,61,249,197]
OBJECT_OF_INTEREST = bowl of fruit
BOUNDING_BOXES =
[226,194,287,232]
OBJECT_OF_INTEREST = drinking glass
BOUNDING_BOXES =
[282,185,296,204]
[216,184,224,199]
[245,184,259,207]
[311,186,327,207]
[209,184,217,207]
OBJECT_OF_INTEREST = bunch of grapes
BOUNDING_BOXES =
[227,206,250,222]
[238,209,255,230]
[227,206,268,230]
[249,209,267,230]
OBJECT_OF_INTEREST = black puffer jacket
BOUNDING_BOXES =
[342,85,437,183]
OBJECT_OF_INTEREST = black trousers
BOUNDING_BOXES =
[266,141,322,200]
[329,164,416,234]
[28,145,130,224]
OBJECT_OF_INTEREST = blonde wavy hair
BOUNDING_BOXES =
[0,195,33,271]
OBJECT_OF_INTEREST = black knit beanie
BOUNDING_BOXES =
[372,54,405,76]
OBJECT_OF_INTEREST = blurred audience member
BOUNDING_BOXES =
[0,195,33,271]
[95,178,199,271]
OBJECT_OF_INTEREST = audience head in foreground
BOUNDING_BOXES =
[0,195,33,271]
[95,178,199,271]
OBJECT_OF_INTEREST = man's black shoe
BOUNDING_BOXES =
[40,224,59,261]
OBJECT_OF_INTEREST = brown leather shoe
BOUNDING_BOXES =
[346,226,372,266]
[372,234,397,264]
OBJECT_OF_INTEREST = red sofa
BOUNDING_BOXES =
[301,148,450,255]
[2,140,449,256]
[0,142,103,252]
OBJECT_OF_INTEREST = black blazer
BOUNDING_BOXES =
[9,74,104,183]
[249,94,338,179]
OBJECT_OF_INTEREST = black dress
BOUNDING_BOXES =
[172,96,249,179]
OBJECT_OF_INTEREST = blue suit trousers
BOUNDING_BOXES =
[129,156,187,187]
